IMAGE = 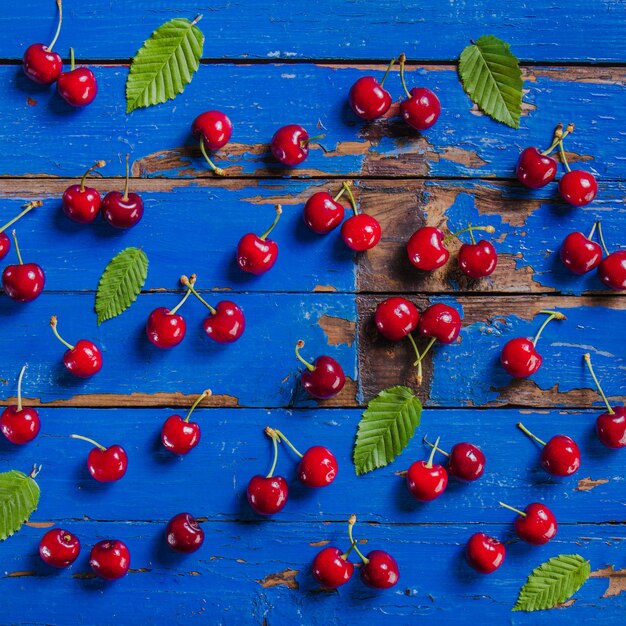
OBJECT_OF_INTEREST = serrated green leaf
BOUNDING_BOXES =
[458,35,523,129]
[0,470,41,541]
[126,17,204,113]
[95,247,148,324]
[513,554,590,612]
[353,386,422,475]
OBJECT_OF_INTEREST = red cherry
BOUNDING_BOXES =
[146,307,186,349]
[50,316,103,378]
[423,437,485,482]
[458,240,498,278]
[192,111,232,150]
[375,297,419,342]
[517,423,581,477]
[22,2,63,85]
[39,528,81,568]
[417,303,461,344]
[70,434,128,482]
[406,437,448,502]
[500,502,557,545]
[560,228,603,275]
[2,231,45,302]
[400,87,441,131]
[89,540,130,580]
[237,205,281,274]
[166,513,205,553]
[407,226,448,270]
[161,390,210,455]
[62,161,105,224]
[271,124,318,166]
[247,475,289,515]
[361,551,400,589]
[295,340,345,399]
[0,365,40,445]
[0,201,41,261]
[348,73,392,121]
[0,232,9,260]
[57,48,97,107]
[312,546,354,588]
[558,170,598,206]
[203,301,245,343]
[297,446,338,488]
[598,251,626,290]
[466,532,505,574]
[340,214,381,251]
[101,154,143,229]
[516,147,558,189]
[303,191,345,234]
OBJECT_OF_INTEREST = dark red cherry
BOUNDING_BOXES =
[295,340,346,399]
[598,251,626,290]
[57,48,97,107]
[62,161,105,224]
[501,337,541,378]
[400,87,441,131]
[23,44,62,85]
[203,301,246,343]
[417,303,461,344]
[247,475,289,515]
[348,75,392,121]
[500,502,557,545]
[166,513,205,553]
[303,191,345,234]
[447,442,485,482]
[516,147,558,189]
[517,423,580,476]
[558,170,598,206]
[0,407,40,445]
[406,437,448,502]
[0,232,9,260]
[340,214,381,251]
[360,550,400,589]
[50,315,102,378]
[71,434,128,482]
[161,390,209,455]
[297,446,338,488]
[2,231,45,302]
[146,307,187,349]
[271,124,315,166]
[375,297,419,342]
[89,540,130,580]
[458,240,498,278]
[560,230,603,275]
[192,111,232,150]
[237,205,281,274]
[466,533,505,574]
[101,155,143,229]
[407,226,448,271]
[39,528,81,568]
[312,546,354,588]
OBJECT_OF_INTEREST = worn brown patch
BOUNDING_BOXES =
[439,147,488,169]
[576,477,609,492]
[6,570,36,578]
[313,285,338,293]
[529,66,626,86]
[591,566,626,598]
[309,540,330,547]
[318,377,358,407]
[492,380,602,409]
[25,521,54,528]
[72,572,97,580]
[318,315,356,347]
[256,568,299,590]
[555,599,576,609]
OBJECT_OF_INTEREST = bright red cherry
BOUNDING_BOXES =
[500,501,558,545]
[192,110,232,175]
[598,251,626,290]
[89,540,130,580]
[237,205,281,274]
[418,303,461,344]
[166,513,205,553]
[560,226,603,275]
[361,551,400,589]
[50,315,102,378]
[348,59,394,120]
[271,124,321,166]
[407,227,448,270]
[375,297,419,342]
[406,436,448,502]
[423,436,485,482]
[22,0,63,85]
[303,185,346,234]
[458,240,498,278]
[39,528,81,568]
[0,201,42,261]
[517,423,581,477]
[516,147,558,189]
[62,161,105,224]
[400,87,441,131]
[161,390,210,455]
[559,170,598,206]
[146,277,195,349]
[203,301,245,343]
[57,48,97,107]
[312,546,354,588]
[0,365,40,445]
[295,340,345,399]
[298,446,338,487]
[339,181,381,251]
[101,154,143,229]
[2,231,45,302]
[466,532,505,574]
[0,233,9,260]
[70,434,128,482]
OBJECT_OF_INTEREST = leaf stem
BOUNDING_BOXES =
[516,422,546,447]
[583,353,614,415]
[49,315,74,350]
[347,515,368,564]
[295,340,315,372]
[191,14,203,26]
[70,434,106,451]
[29,464,42,479]
[184,390,211,423]
[0,201,42,235]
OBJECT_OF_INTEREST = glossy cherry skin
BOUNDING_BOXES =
[513,503,558,545]
[2,263,45,302]
[166,513,205,553]
[192,111,232,150]
[247,475,288,515]
[598,251,626,290]
[448,443,485,482]
[62,340,103,378]
[146,307,186,349]
[23,44,63,85]
[466,533,505,574]
[87,445,128,482]
[0,232,10,260]
[271,124,309,166]
[312,547,354,588]
[596,406,626,449]
[458,241,498,278]
[297,446,338,488]
[303,192,345,234]
[340,214,381,251]
[540,435,580,476]
[300,356,346,399]
[203,301,245,343]
[560,232,603,275]
[101,192,144,229]
[406,460,448,502]
[348,76,392,120]
[360,550,400,589]
[62,184,101,224]
[0,406,40,444]
[237,233,278,275]
[375,297,419,342]
[57,68,98,107]
[400,87,441,131]
[39,529,81,568]
[516,147,557,189]
[407,227,448,271]
[558,170,598,206]
[501,337,541,378]
[89,540,130,580]
[161,414,200,455]
[417,304,461,344]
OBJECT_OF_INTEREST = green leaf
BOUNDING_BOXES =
[458,35,523,129]
[95,247,148,325]
[513,554,591,612]
[353,386,422,475]
[126,17,204,113]
[0,469,41,541]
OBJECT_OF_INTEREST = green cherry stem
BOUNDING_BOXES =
[342,181,359,216]
[499,501,526,517]
[260,205,282,241]
[468,223,477,245]
[348,515,369,564]
[80,161,106,192]
[16,364,27,412]
[587,221,598,241]
[379,56,397,87]
[69,47,75,72]
[423,434,450,457]
[541,122,574,156]
[11,231,24,265]
[341,542,356,560]
[596,221,611,257]
[122,154,131,201]
[406,333,423,384]
[398,53,411,98]
[70,434,106,451]
[168,276,195,316]
[49,315,74,350]
[295,340,316,372]
[184,390,212,423]
[417,337,437,363]
[180,275,217,315]
[264,426,281,478]
[48,0,63,51]
[442,224,495,245]
[302,134,326,147]
[272,428,303,459]
[198,139,225,176]
[516,422,547,447]
[0,201,42,235]
[333,184,347,203]
[426,436,441,469]
[584,353,615,415]
[532,310,566,347]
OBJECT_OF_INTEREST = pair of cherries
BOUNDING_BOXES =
[146,275,245,349]
[247,427,338,515]
[349,53,441,131]
[295,340,346,399]
[23,1,97,107]
[62,157,144,228]
[50,315,103,378]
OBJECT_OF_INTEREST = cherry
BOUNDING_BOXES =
[517,422,581,476]
[499,501,557,545]
[146,276,195,349]
[466,532,505,574]
[516,148,558,189]
[50,315,102,378]
[312,546,354,588]
[418,303,461,345]
[407,226,447,270]
[0,200,42,260]
[166,512,204,553]
[22,0,63,85]
[271,124,323,166]
[101,154,143,229]
[348,57,395,121]
[303,184,347,234]
[560,223,603,275]
[398,54,440,131]
[0,233,8,260]
[375,297,419,342]
[598,252,626,290]
[237,205,282,274]
[423,436,485,482]
[584,353,626,448]
[192,110,232,176]
[0,365,40,445]
[89,540,130,580]
[559,172,598,207]
[295,340,346,399]
[62,161,105,224]
[339,181,381,251]
[39,528,80,568]
[57,47,97,107]
[501,310,566,378]
[70,434,128,482]
[161,390,211,455]
[406,436,448,502]
[458,238,498,279]
[2,231,45,302]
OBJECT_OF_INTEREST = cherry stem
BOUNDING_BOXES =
[347,515,368,564]
[426,436,440,469]
[198,139,225,176]
[80,161,105,192]
[407,333,423,384]
[417,336,437,363]
[532,309,566,347]
[423,434,450,457]
[557,132,572,173]
[443,224,495,245]
[260,205,282,241]
[70,434,106,451]
[265,427,280,478]
[302,134,325,146]
[49,315,74,351]
[11,231,23,265]
[29,464,42,479]
[184,390,211,423]
[16,364,27,412]
[584,353,614,415]
[0,201,42,235]
[272,428,303,458]
[48,0,62,51]
[341,543,356,560]
[541,122,574,156]
[596,221,611,257]
[180,275,217,315]
[516,422,546,447]
[122,154,131,201]
[295,340,316,372]
[398,53,411,98]
[587,221,598,241]
[342,181,358,216]
[69,47,75,71]
[169,275,196,316]
[333,185,347,203]
[468,224,476,245]
[499,501,526,517]
[379,56,396,88]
